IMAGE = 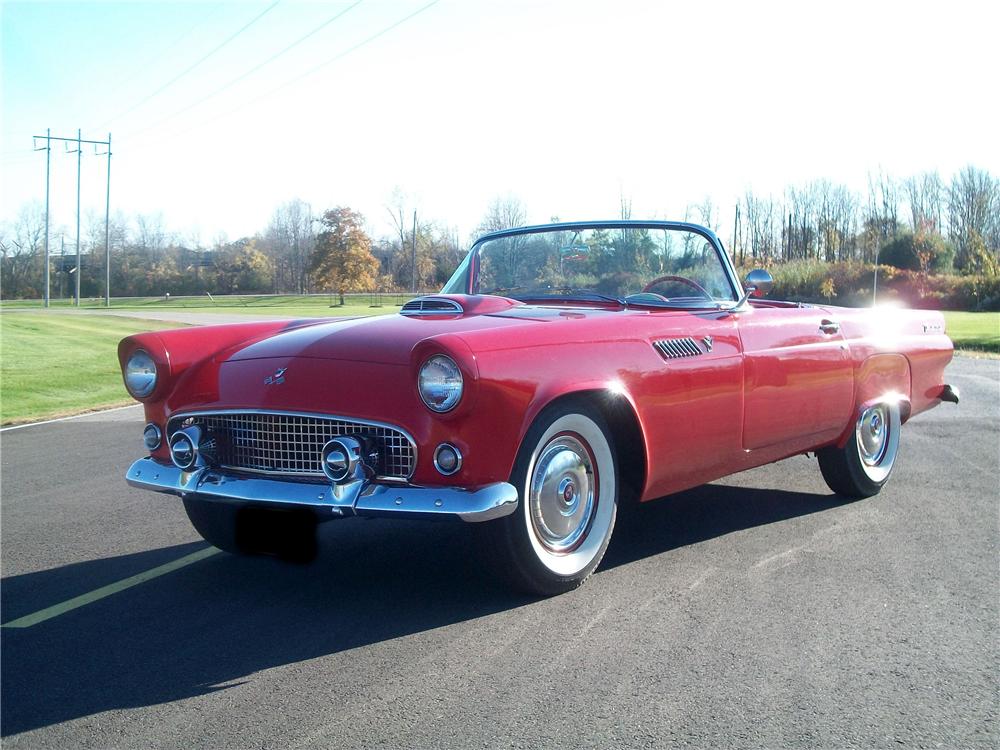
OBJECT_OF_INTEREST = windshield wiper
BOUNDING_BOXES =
[623,293,719,309]
[511,287,627,306]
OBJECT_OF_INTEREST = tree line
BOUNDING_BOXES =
[734,165,998,275]
[1,166,996,301]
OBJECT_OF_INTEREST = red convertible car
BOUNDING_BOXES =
[120,221,958,594]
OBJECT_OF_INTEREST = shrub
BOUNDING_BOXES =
[878,230,955,273]
[735,259,999,311]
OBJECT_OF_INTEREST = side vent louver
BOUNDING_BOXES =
[400,297,464,316]
[652,337,703,360]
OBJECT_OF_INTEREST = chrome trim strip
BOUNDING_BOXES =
[125,457,518,523]
[167,408,417,481]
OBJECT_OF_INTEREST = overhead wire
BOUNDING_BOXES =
[98,2,228,108]
[104,1,282,127]
[124,0,365,142]
[122,0,439,149]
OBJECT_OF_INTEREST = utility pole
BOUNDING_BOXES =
[32,130,53,306]
[32,130,112,307]
[96,133,112,307]
[410,210,417,293]
[74,129,82,306]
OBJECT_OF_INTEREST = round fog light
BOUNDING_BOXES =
[143,423,162,451]
[322,439,359,484]
[433,443,462,476]
[169,433,196,470]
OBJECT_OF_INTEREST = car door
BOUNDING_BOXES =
[737,304,854,451]
[637,309,745,500]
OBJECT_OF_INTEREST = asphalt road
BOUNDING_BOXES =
[1,356,997,749]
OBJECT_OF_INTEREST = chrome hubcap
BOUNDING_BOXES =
[858,404,890,466]
[529,435,596,553]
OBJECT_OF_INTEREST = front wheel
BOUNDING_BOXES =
[478,400,618,596]
[817,401,901,499]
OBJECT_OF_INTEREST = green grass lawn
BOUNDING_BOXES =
[0,293,408,318]
[943,311,1000,353]
[1,306,996,426]
[0,314,186,425]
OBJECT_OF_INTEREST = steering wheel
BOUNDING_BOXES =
[641,275,712,299]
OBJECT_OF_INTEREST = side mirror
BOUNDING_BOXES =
[744,269,773,297]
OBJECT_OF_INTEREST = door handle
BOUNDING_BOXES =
[819,319,840,335]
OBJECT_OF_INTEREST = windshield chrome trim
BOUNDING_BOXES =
[461,220,742,304]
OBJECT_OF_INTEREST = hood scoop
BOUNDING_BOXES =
[400,296,465,316]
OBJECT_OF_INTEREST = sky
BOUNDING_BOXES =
[2,0,998,248]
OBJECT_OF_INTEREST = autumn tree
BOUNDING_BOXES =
[214,238,274,293]
[309,207,380,304]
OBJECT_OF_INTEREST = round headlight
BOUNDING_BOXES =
[125,349,156,398]
[125,350,158,398]
[418,355,463,412]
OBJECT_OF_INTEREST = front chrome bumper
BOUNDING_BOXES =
[125,457,518,522]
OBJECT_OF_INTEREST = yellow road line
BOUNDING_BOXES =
[1,546,221,629]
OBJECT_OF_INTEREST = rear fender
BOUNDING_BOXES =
[835,353,911,449]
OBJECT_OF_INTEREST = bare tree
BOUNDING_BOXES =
[743,190,779,261]
[476,195,527,236]
[861,171,899,262]
[947,166,999,271]
[1,202,47,298]
[263,199,314,293]
[904,171,944,233]
[135,213,169,259]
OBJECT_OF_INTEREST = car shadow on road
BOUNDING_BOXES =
[1,483,842,737]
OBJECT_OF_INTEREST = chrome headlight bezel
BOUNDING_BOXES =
[418,354,464,413]
[125,349,158,399]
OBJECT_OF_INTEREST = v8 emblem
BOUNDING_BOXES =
[264,367,287,386]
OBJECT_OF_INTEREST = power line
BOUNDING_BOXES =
[123,0,439,149]
[125,0,365,142]
[242,0,440,110]
[99,3,228,107]
[105,1,281,126]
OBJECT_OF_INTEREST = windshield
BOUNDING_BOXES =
[442,223,737,307]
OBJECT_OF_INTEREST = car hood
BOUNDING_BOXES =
[224,305,623,365]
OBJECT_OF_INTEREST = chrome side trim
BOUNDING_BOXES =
[125,457,518,523]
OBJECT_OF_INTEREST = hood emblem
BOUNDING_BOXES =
[702,336,714,352]
[264,367,287,386]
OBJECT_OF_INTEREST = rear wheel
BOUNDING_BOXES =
[478,400,618,596]
[818,402,901,499]
[183,497,318,563]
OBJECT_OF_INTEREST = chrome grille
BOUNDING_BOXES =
[652,337,703,360]
[169,411,415,480]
